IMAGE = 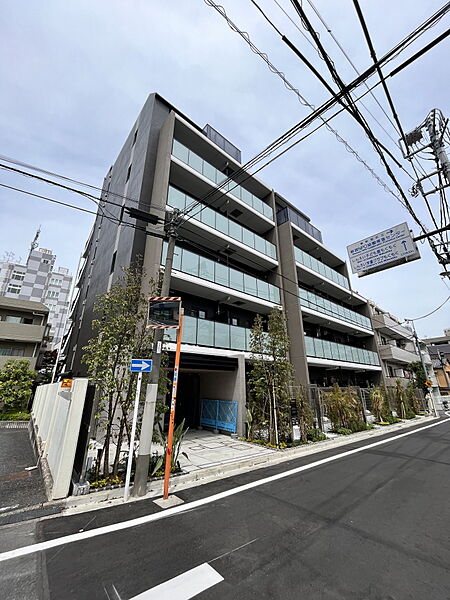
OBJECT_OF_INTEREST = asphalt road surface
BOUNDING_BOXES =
[2,418,450,599]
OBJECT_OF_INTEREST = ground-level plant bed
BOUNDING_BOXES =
[0,411,30,421]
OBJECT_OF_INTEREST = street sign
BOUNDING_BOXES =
[347,222,420,277]
[130,359,153,373]
[60,378,73,389]
[147,297,181,329]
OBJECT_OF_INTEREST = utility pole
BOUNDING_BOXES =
[133,209,180,497]
[407,319,436,415]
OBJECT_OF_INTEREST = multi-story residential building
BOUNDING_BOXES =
[0,242,72,349]
[425,329,450,396]
[64,93,382,435]
[368,303,420,388]
[0,296,50,370]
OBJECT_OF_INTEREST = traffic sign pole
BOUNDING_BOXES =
[163,310,184,500]
[124,371,143,502]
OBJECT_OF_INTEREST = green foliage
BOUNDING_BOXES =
[294,386,314,443]
[248,309,294,446]
[324,384,365,432]
[336,427,353,435]
[406,361,429,395]
[82,263,157,479]
[307,428,327,442]
[370,386,391,422]
[0,359,36,412]
[0,411,31,421]
[153,418,189,475]
[406,381,421,414]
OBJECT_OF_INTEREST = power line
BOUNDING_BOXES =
[405,296,450,321]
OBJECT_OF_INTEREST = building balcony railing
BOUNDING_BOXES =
[305,336,380,366]
[295,247,350,290]
[162,243,281,304]
[167,186,277,260]
[277,206,322,243]
[378,344,418,365]
[172,139,274,220]
[371,313,413,340]
[164,315,265,351]
[299,288,372,331]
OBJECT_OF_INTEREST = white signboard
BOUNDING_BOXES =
[347,222,420,277]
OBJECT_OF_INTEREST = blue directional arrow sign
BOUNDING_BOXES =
[130,359,153,373]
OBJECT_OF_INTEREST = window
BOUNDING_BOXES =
[0,347,24,356]
[47,290,60,299]
[11,272,25,281]
[198,310,206,320]
[6,284,21,294]
[5,316,21,323]
[231,318,238,326]
[42,259,50,264]
[126,164,132,182]
[50,278,62,286]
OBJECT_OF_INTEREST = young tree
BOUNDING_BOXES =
[407,361,429,396]
[0,359,36,412]
[82,264,156,479]
[248,308,294,446]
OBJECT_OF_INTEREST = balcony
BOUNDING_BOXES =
[372,313,413,340]
[295,247,350,299]
[305,336,380,367]
[277,206,322,243]
[299,288,373,333]
[161,244,281,312]
[164,315,263,352]
[378,344,418,365]
[167,186,277,269]
[171,139,274,223]
[0,322,46,343]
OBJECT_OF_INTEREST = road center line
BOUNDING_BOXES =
[0,418,448,564]
[129,563,223,599]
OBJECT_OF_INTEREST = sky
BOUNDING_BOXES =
[0,0,449,338]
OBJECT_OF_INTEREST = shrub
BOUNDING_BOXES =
[0,411,30,421]
[336,427,353,435]
[307,428,327,442]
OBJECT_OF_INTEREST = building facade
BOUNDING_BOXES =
[64,93,383,434]
[368,303,420,388]
[0,244,72,349]
[425,329,450,396]
[0,296,49,370]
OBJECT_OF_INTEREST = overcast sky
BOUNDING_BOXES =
[0,0,448,337]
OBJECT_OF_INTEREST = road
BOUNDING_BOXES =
[1,418,450,599]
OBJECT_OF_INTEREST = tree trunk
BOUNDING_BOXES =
[112,415,126,477]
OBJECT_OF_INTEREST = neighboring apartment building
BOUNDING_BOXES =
[0,243,72,349]
[425,329,450,396]
[368,304,420,388]
[64,93,382,435]
[0,296,49,370]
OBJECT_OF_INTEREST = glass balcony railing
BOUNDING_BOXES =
[277,206,322,243]
[172,139,274,220]
[164,315,267,351]
[295,247,350,290]
[167,186,277,260]
[305,336,380,366]
[299,288,372,330]
[161,243,281,304]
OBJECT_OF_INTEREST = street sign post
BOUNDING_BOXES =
[124,358,152,501]
[347,222,420,277]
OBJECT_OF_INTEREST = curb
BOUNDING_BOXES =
[60,414,438,514]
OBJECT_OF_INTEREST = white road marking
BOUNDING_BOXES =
[130,563,223,599]
[0,504,19,512]
[0,418,448,564]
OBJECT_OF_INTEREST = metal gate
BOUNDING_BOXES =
[200,398,239,433]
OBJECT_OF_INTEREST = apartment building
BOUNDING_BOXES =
[425,329,450,396]
[0,296,49,370]
[64,93,382,435]
[369,303,420,387]
[0,243,72,348]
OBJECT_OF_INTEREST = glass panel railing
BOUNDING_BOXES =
[295,247,350,289]
[299,288,372,330]
[167,186,277,260]
[172,140,274,220]
[161,243,281,305]
[276,206,322,243]
[305,336,380,366]
[163,316,255,352]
